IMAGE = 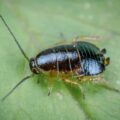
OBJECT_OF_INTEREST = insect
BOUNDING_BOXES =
[0,15,119,101]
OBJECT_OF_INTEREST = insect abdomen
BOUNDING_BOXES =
[35,41,105,76]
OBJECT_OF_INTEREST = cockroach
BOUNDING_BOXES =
[0,15,118,101]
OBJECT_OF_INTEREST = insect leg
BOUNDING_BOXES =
[96,80,120,93]
[72,36,101,44]
[47,71,57,96]
[91,76,120,93]
[63,78,79,86]
[0,15,29,61]
[59,32,66,41]
[54,33,67,46]
[48,87,53,96]
[80,35,100,41]
[62,77,85,99]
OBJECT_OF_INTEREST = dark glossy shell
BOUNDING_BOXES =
[30,41,105,76]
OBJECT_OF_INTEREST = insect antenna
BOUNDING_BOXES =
[1,74,34,101]
[0,15,29,61]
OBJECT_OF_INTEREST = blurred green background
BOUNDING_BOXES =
[0,0,120,120]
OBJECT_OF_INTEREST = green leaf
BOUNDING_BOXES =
[0,0,120,120]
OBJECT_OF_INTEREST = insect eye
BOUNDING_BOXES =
[29,58,36,69]
[32,68,39,74]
